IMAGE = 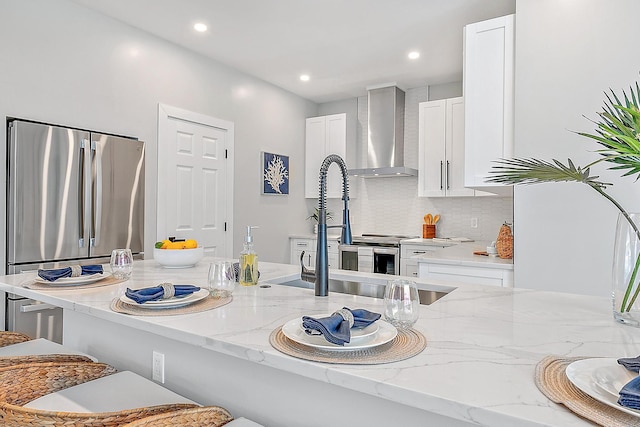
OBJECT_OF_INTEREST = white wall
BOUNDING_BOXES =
[0,0,317,267]
[514,0,640,295]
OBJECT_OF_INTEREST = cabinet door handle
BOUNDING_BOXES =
[412,250,427,254]
[440,161,444,190]
[412,272,418,276]
[446,161,450,190]
[296,242,308,247]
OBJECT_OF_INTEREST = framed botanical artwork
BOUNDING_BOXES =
[262,151,289,195]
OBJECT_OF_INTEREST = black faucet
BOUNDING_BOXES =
[314,154,352,296]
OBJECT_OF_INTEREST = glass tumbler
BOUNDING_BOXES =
[208,261,235,298]
[384,279,420,329]
[110,248,133,280]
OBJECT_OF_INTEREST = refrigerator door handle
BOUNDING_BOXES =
[79,139,87,248]
[20,303,57,313]
[91,139,103,247]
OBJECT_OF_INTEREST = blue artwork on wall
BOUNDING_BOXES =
[262,151,289,195]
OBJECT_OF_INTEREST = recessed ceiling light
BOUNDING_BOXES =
[408,51,420,60]
[194,23,208,32]
[299,74,310,82]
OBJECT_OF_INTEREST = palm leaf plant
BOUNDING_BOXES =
[488,82,640,312]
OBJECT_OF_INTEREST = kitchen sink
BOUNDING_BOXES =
[275,278,452,305]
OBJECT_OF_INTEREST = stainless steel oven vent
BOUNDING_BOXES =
[348,85,417,178]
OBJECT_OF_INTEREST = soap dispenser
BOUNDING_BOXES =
[239,226,259,286]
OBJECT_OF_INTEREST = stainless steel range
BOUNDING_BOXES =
[339,234,418,275]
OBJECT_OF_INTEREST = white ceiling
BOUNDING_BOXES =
[71,0,515,103]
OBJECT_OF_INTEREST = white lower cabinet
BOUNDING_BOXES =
[400,244,444,277]
[290,237,339,269]
[418,262,513,287]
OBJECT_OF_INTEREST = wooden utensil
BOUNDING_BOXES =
[433,214,440,224]
[424,213,433,225]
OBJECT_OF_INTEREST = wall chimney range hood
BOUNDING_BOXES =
[348,85,417,178]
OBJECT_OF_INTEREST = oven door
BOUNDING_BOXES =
[372,247,399,275]
[339,245,358,271]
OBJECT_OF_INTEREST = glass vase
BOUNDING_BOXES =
[612,213,640,326]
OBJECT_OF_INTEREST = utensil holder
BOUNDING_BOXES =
[423,224,436,239]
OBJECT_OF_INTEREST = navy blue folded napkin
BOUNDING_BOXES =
[232,262,260,282]
[618,375,640,410]
[618,355,640,373]
[125,284,200,304]
[302,307,381,346]
[38,264,103,282]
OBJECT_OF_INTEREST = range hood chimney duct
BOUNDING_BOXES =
[348,85,417,177]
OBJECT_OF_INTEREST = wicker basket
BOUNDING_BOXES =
[0,332,31,348]
[0,361,198,426]
[121,406,234,426]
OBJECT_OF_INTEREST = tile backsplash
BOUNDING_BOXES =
[331,85,514,241]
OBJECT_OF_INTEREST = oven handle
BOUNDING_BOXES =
[371,247,399,255]
[338,244,358,252]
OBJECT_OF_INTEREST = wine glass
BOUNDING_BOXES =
[110,248,133,280]
[383,279,420,329]
[208,261,235,298]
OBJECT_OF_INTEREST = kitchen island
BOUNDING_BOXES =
[0,259,637,426]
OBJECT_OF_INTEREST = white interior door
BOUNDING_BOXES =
[157,105,234,257]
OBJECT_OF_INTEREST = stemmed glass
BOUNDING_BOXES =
[208,261,235,298]
[383,279,420,329]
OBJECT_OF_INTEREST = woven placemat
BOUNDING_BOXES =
[269,326,426,364]
[535,355,640,426]
[110,295,232,316]
[22,275,126,290]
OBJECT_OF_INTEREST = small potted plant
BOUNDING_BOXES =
[307,208,333,234]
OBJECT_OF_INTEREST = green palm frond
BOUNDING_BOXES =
[487,158,612,189]
[577,85,640,180]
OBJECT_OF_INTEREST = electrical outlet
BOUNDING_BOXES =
[471,218,478,229]
[152,351,165,383]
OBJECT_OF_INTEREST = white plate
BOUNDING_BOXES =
[297,314,379,342]
[120,288,208,309]
[282,315,397,350]
[35,272,110,286]
[566,358,640,417]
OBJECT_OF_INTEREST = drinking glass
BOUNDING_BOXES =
[110,248,133,280]
[208,261,235,298]
[384,279,420,329]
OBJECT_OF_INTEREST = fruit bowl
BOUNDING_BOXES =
[153,246,204,268]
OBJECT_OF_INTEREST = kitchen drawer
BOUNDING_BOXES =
[401,244,441,259]
[292,238,314,251]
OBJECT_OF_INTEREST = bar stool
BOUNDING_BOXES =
[0,361,200,426]
[0,332,95,367]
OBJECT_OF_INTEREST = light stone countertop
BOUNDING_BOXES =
[402,239,514,270]
[0,258,637,426]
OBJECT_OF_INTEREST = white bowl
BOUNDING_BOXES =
[153,247,204,268]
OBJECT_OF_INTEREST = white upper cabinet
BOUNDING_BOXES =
[304,113,347,199]
[463,14,515,195]
[418,97,474,197]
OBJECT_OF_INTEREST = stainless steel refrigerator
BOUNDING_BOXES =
[5,119,145,341]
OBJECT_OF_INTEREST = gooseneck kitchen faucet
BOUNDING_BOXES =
[315,154,352,296]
